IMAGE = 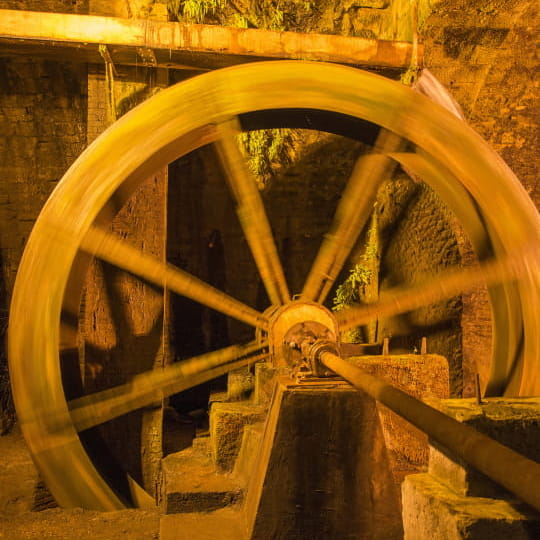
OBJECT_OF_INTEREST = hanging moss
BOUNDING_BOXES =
[333,264,373,312]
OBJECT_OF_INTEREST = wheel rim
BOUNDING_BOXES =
[9,60,540,510]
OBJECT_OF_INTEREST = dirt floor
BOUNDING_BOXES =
[0,426,160,540]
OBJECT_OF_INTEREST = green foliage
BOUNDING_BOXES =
[332,264,372,313]
[238,128,294,189]
[400,66,419,86]
[168,0,305,31]
[169,0,225,23]
[332,204,380,343]
[332,264,372,344]
[268,6,284,30]
[232,12,249,28]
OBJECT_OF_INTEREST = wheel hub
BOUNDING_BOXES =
[262,300,339,378]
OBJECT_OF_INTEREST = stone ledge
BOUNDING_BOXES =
[210,401,266,473]
[402,473,540,540]
[0,9,421,72]
[428,398,540,498]
[348,354,449,477]
[161,442,243,514]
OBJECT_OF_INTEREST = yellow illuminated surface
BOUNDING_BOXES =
[8,61,539,510]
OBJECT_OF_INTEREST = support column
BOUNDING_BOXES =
[244,376,403,540]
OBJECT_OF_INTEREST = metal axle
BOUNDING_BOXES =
[303,340,540,512]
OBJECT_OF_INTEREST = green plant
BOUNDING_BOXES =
[232,12,248,28]
[332,264,372,313]
[169,0,225,23]
[237,128,294,189]
[269,7,284,30]
[332,204,380,343]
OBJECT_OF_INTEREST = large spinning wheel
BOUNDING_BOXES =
[8,61,540,511]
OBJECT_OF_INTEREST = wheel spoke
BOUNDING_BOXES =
[80,224,267,329]
[214,117,290,306]
[69,341,267,432]
[336,247,536,331]
[301,130,403,304]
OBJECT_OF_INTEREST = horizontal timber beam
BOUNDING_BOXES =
[0,9,421,73]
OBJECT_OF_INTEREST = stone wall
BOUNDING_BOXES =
[375,0,538,398]
[421,0,539,395]
[0,53,88,430]
[378,180,463,395]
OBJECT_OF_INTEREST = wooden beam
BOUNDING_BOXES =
[0,9,421,72]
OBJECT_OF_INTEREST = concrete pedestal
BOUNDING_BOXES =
[244,376,403,540]
[402,398,540,540]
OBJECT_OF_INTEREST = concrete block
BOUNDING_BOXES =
[402,473,540,540]
[349,354,449,479]
[233,422,264,483]
[161,442,243,515]
[227,368,255,401]
[245,376,403,540]
[253,362,276,406]
[191,435,212,458]
[428,398,540,498]
[210,401,266,473]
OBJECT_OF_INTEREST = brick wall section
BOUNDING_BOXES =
[0,57,87,430]
[0,0,89,433]
[84,0,170,489]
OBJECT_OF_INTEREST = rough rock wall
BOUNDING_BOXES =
[423,0,538,208]
[376,0,538,398]
[378,180,463,395]
[421,0,539,395]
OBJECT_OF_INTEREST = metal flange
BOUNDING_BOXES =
[265,300,339,378]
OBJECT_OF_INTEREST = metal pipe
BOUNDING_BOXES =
[319,348,540,512]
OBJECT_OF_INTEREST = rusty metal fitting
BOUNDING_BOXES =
[300,339,339,378]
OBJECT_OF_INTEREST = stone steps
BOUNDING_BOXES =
[403,473,540,540]
[209,400,266,473]
[160,507,246,540]
[161,438,243,515]
[161,362,275,522]
[233,423,265,483]
[402,397,540,539]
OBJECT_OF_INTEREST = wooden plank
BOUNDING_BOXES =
[0,9,421,71]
